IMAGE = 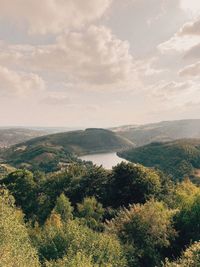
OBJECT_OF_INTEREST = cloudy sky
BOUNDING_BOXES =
[0,0,200,127]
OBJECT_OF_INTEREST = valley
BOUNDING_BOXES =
[2,120,200,267]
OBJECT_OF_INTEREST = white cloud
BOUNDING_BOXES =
[0,0,112,34]
[12,26,134,88]
[151,80,195,100]
[0,24,137,92]
[184,43,200,59]
[158,17,200,53]
[179,18,200,36]
[158,34,200,53]
[0,66,45,96]
[179,61,200,76]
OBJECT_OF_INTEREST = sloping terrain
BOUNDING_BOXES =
[1,128,134,172]
[113,120,200,146]
[119,139,200,180]
[0,128,46,148]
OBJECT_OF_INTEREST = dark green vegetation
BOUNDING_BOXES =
[0,128,133,172]
[1,160,200,267]
[113,119,200,146]
[2,122,200,266]
[119,139,200,181]
[0,128,46,148]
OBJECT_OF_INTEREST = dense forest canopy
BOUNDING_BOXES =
[1,125,200,266]
[119,139,200,182]
[1,159,200,267]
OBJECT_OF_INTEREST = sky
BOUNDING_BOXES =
[0,0,200,127]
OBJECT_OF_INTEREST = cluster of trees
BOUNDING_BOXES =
[1,162,200,266]
[119,140,200,180]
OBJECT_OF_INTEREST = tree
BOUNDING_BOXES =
[77,166,110,204]
[109,162,161,207]
[1,169,37,218]
[0,188,40,267]
[107,199,176,267]
[77,197,104,230]
[173,193,200,253]
[165,241,200,267]
[53,193,73,222]
[45,252,94,267]
[30,219,126,266]
[171,178,200,209]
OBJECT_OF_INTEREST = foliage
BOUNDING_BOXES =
[119,139,200,180]
[106,199,177,267]
[2,160,200,267]
[108,162,162,207]
[53,193,73,221]
[171,178,200,209]
[76,165,110,204]
[1,169,38,218]
[77,196,104,230]
[173,191,200,252]
[0,188,40,267]
[30,218,127,267]
[45,252,95,267]
[165,241,200,267]
[2,128,133,172]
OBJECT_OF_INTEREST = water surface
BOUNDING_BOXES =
[80,152,129,169]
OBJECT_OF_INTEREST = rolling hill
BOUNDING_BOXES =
[1,128,134,172]
[118,139,200,181]
[0,128,46,148]
[113,119,200,146]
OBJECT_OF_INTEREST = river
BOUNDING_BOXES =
[80,152,129,169]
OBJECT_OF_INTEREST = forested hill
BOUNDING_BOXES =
[112,119,200,146]
[118,139,200,181]
[2,132,200,266]
[1,128,134,172]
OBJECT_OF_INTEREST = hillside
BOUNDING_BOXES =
[118,139,200,181]
[113,119,200,146]
[0,128,46,148]
[1,128,134,172]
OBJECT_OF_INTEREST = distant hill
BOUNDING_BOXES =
[0,128,46,148]
[113,120,200,146]
[119,139,200,181]
[1,128,134,172]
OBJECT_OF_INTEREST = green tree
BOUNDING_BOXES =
[109,162,161,207]
[107,199,176,267]
[53,193,73,222]
[77,197,104,230]
[174,192,200,253]
[165,241,200,267]
[77,166,110,204]
[30,218,126,266]
[0,188,40,267]
[1,169,37,218]
[171,178,200,209]
[45,252,94,267]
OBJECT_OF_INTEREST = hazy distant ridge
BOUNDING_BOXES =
[113,119,200,146]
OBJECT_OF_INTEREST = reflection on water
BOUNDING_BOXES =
[80,152,129,169]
